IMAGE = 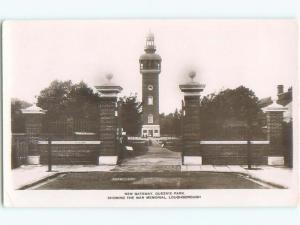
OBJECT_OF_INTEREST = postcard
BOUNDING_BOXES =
[2,19,298,207]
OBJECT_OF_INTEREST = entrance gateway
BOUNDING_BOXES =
[139,32,161,137]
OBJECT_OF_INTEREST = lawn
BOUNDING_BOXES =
[29,171,275,190]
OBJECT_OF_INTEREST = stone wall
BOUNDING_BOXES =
[39,142,99,165]
[165,139,269,165]
[200,143,268,165]
[35,134,101,165]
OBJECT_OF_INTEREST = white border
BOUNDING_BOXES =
[2,19,299,208]
[200,140,270,144]
[37,140,101,145]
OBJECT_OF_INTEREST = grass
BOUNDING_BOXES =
[30,171,273,190]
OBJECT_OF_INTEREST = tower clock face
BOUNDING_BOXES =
[148,85,153,91]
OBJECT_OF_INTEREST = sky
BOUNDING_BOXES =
[3,19,297,113]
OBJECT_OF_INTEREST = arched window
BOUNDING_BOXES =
[140,63,143,69]
[148,96,153,105]
[148,114,153,124]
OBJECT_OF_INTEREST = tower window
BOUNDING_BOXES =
[148,85,153,91]
[148,96,153,105]
[148,114,153,124]
[140,63,143,69]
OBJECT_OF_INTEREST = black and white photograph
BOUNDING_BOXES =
[2,19,298,207]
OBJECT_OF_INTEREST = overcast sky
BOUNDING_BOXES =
[3,20,297,113]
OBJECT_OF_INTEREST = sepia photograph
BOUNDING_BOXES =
[2,19,298,207]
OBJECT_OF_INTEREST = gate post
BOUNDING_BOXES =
[95,74,123,165]
[21,104,46,165]
[179,72,205,165]
[263,99,287,166]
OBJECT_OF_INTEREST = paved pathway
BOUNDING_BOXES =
[11,165,115,190]
[114,138,182,172]
[181,165,294,188]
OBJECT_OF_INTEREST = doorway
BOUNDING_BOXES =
[148,130,153,137]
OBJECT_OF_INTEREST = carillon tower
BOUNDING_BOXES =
[139,32,162,137]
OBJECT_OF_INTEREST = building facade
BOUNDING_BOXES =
[139,32,162,137]
[258,85,293,123]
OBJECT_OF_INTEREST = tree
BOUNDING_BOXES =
[11,98,31,132]
[37,80,100,120]
[64,81,100,120]
[199,86,263,139]
[37,80,73,120]
[160,109,182,136]
[118,94,142,136]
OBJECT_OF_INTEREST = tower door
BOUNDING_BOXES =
[148,130,153,137]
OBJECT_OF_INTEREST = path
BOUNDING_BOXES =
[114,138,182,172]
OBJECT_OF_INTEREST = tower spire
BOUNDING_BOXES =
[145,31,156,53]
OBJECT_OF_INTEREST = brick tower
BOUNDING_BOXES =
[139,32,162,137]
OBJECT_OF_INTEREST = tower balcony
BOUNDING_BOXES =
[140,69,161,74]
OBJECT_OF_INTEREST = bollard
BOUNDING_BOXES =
[247,140,252,169]
[47,137,52,172]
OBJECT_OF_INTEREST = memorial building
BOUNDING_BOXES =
[139,32,161,137]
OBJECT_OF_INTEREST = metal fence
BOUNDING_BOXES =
[45,119,97,135]
[11,134,29,168]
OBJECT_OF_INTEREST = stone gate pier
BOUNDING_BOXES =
[95,74,123,165]
[179,71,205,165]
[263,98,288,165]
[21,104,47,164]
